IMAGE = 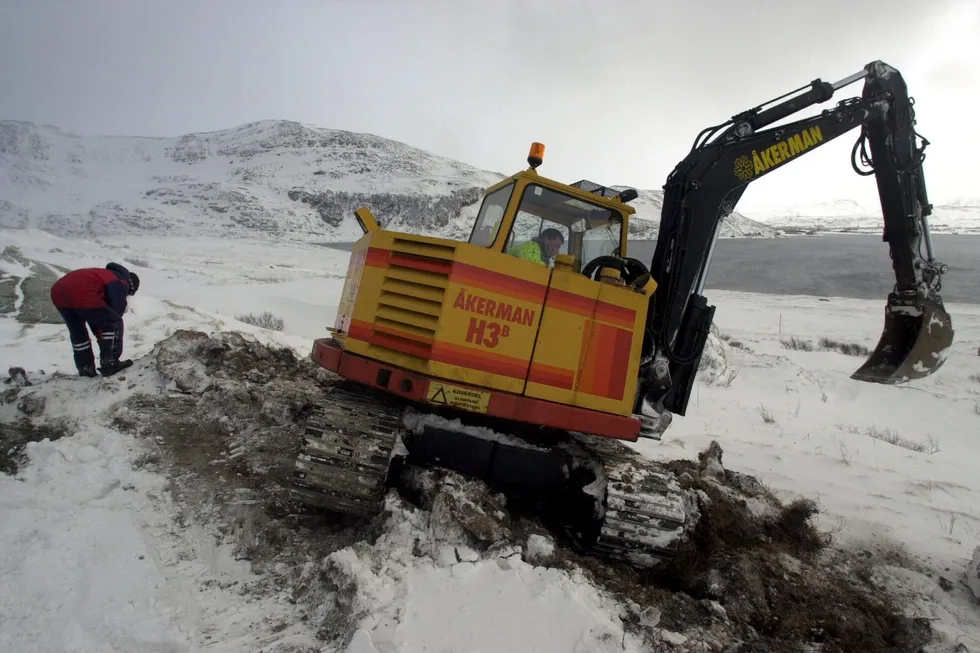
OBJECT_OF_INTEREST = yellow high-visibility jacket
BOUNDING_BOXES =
[507,239,546,265]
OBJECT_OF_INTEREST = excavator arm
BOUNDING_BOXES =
[639,60,953,419]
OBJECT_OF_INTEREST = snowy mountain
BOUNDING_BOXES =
[625,189,776,239]
[752,198,980,234]
[0,119,775,243]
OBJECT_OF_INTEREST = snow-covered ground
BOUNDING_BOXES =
[2,226,980,652]
[751,198,980,235]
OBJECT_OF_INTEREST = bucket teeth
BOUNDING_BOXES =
[851,294,953,384]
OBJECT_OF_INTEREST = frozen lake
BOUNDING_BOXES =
[628,233,980,305]
[324,233,980,304]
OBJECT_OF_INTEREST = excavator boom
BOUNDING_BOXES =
[641,61,953,417]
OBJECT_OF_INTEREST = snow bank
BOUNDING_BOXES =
[332,494,646,653]
[0,424,193,652]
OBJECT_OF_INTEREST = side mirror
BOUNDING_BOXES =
[618,188,639,203]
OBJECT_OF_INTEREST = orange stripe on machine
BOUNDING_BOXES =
[544,288,636,328]
[431,341,529,380]
[349,318,526,378]
[546,288,595,316]
[577,322,633,401]
[451,262,547,304]
[365,247,390,268]
[594,301,636,329]
[389,252,453,274]
[528,362,575,390]
[348,319,433,359]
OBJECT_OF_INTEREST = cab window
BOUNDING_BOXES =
[468,182,514,247]
[507,211,569,255]
[505,183,620,269]
[579,216,622,262]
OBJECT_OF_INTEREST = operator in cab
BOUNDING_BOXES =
[507,228,564,266]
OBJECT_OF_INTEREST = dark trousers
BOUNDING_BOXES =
[56,307,124,372]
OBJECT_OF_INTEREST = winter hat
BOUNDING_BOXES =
[105,262,139,295]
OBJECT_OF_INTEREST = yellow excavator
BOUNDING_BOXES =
[291,60,954,568]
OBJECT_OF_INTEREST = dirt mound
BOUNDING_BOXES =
[1,367,70,474]
[0,418,70,475]
[108,329,553,644]
[105,330,932,652]
[113,330,331,495]
[110,330,376,634]
[564,442,933,652]
[308,442,932,653]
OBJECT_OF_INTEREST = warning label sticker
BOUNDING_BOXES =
[426,382,491,414]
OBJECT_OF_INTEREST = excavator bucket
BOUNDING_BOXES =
[851,295,953,384]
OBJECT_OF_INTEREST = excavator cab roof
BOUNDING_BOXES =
[467,143,640,264]
[486,143,638,216]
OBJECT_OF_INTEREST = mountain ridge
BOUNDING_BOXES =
[750,197,980,234]
[0,118,777,243]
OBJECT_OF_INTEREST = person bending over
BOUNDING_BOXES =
[49,262,140,377]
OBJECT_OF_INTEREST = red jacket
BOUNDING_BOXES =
[50,266,130,314]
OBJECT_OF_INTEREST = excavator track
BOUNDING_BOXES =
[290,382,694,568]
[574,436,693,567]
[290,383,404,517]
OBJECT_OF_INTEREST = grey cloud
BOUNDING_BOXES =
[0,0,975,210]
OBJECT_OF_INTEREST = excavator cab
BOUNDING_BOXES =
[466,144,636,280]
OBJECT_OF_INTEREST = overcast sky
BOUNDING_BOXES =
[1,0,977,214]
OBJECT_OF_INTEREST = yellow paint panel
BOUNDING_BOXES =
[338,231,552,393]
[571,281,650,415]
[427,360,525,394]
[528,269,653,416]
[333,233,371,334]
[525,269,598,405]
[333,228,651,417]
[596,282,649,411]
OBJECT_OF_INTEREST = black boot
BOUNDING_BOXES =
[78,365,98,378]
[98,359,133,377]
